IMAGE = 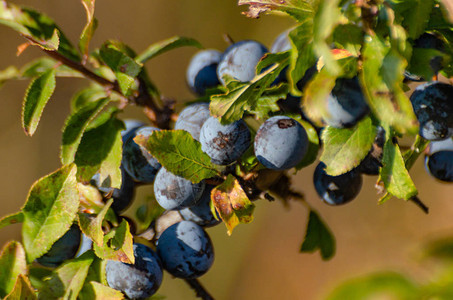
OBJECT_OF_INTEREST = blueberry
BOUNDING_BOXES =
[200,116,251,165]
[405,33,445,81]
[424,138,453,182]
[94,167,135,214]
[75,234,93,258]
[123,126,162,183]
[425,151,453,182]
[217,40,268,85]
[254,116,308,170]
[324,77,369,128]
[121,119,145,143]
[410,81,453,141]
[36,225,81,267]
[156,221,214,279]
[174,103,211,141]
[270,29,291,53]
[313,162,363,205]
[179,185,221,227]
[106,243,163,299]
[154,167,205,210]
[186,49,222,95]
[359,126,386,175]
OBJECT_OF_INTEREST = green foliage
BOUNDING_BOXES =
[22,164,79,263]
[300,210,335,260]
[38,251,95,300]
[22,69,56,136]
[135,130,221,183]
[4,275,36,300]
[210,53,289,124]
[74,109,124,188]
[92,219,134,264]
[0,0,452,298]
[321,117,376,176]
[0,241,27,297]
[61,97,111,165]
[135,36,203,64]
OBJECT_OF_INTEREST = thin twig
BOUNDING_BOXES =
[184,278,215,300]
[410,196,429,214]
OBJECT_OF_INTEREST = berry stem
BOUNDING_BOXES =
[183,278,215,300]
[410,196,429,214]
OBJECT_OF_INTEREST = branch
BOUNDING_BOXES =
[32,40,174,128]
[183,279,215,300]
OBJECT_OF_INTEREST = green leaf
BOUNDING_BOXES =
[134,130,220,183]
[0,66,19,87]
[422,237,453,262]
[20,57,83,78]
[360,35,418,135]
[79,281,124,300]
[333,24,364,56]
[0,241,27,298]
[295,119,320,169]
[70,86,107,112]
[99,42,142,95]
[326,272,418,300]
[210,53,289,124]
[61,97,110,165]
[249,84,289,119]
[22,69,56,136]
[28,267,52,291]
[79,0,98,63]
[78,199,112,247]
[0,212,24,230]
[312,0,341,76]
[74,109,123,188]
[211,174,255,235]
[38,251,95,300]
[0,1,80,61]
[22,164,79,263]
[136,36,202,64]
[407,48,449,80]
[93,219,134,264]
[389,0,434,39]
[238,0,318,21]
[380,139,417,200]
[4,275,37,300]
[303,56,357,126]
[288,22,317,96]
[300,210,335,260]
[320,117,376,176]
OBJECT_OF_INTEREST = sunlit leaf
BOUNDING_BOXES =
[22,164,79,263]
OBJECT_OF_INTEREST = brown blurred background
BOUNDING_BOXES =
[0,1,452,299]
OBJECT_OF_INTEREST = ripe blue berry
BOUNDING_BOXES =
[425,138,453,182]
[36,225,81,267]
[313,162,363,205]
[174,103,211,141]
[106,243,163,299]
[186,49,222,95]
[200,116,251,165]
[217,40,268,85]
[156,221,214,279]
[410,81,453,141]
[254,116,308,170]
[179,185,221,227]
[123,126,162,183]
[324,77,369,128]
[154,167,205,210]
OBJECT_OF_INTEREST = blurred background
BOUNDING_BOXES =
[0,1,452,299]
